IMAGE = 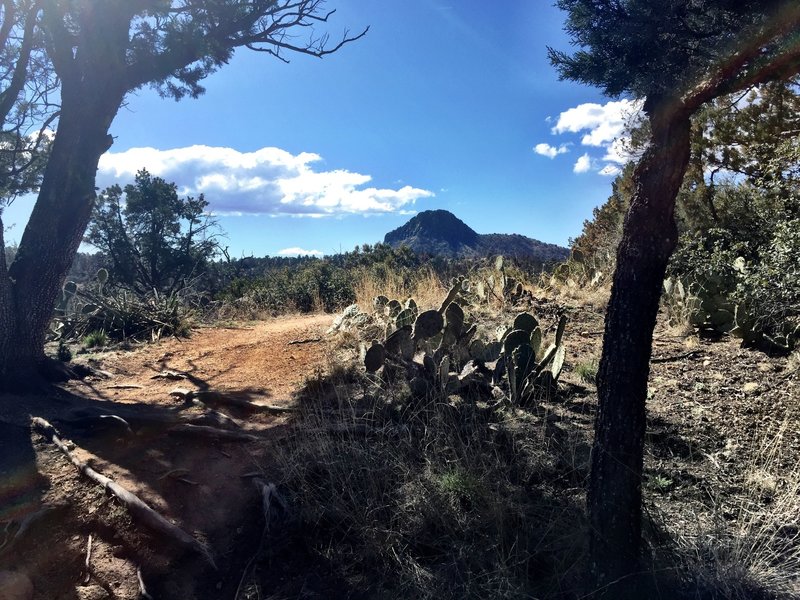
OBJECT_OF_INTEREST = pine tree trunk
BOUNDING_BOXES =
[588,105,691,598]
[0,73,124,390]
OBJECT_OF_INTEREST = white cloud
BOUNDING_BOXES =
[573,153,592,174]
[552,99,642,145]
[278,247,324,257]
[550,98,644,175]
[97,145,434,217]
[533,142,569,159]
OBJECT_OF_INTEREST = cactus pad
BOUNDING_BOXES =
[364,343,386,373]
[413,310,444,340]
[513,312,538,333]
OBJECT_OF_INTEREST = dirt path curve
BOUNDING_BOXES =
[1,313,335,600]
[64,313,333,409]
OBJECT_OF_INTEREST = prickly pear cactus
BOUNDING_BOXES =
[386,299,402,318]
[396,308,416,329]
[96,268,109,290]
[530,327,542,357]
[509,343,535,403]
[513,312,538,334]
[413,310,444,341]
[439,281,461,314]
[373,295,390,312]
[364,343,386,373]
[502,329,529,357]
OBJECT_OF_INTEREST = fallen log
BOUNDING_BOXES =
[31,417,215,568]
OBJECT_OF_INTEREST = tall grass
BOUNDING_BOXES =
[264,366,590,599]
[678,417,800,599]
[352,266,447,311]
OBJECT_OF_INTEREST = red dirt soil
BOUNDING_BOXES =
[0,314,333,600]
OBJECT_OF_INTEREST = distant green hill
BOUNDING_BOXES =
[383,210,569,264]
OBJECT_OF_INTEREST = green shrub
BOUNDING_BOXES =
[667,222,800,351]
[574,360,598,385]
[734,219,800,350]
[83,329,109,348]
[54,286,192,343]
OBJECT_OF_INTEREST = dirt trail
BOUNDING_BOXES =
[0,313,334,600]
[64,313,333,408]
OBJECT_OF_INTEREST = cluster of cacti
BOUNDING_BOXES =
[663,274,739,333]
[663,262,797,352]
[373,295,421,335]
[545,250,605,290]
[494,312,567,404]
[493,255,528,302]
[364,278,472,375]
[52,269,109,339]
[362,277,569,406]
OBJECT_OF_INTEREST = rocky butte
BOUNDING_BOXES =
[383,210,569,264]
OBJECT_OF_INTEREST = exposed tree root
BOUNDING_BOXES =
[169,387,299,414]
[167,423,261,442]
[31,417,216,569]
[150,370,186,381]
[65,413,135,437]
[83,534,92,584]
[187,404,242,429]
[64,406,183,431]
[137,566,153,600]
[0,505,62,557]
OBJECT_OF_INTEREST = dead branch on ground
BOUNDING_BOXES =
[288,337,322,345]
[651,349,704,363]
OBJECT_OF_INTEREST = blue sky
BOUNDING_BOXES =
[5,1,640,258]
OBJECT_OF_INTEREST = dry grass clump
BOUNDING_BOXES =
[676,418,800,599]
[353,267,447,311]
[268,367,589,599]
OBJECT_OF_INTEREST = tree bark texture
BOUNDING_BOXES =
[0,3,128,388]
[588,104,692,598]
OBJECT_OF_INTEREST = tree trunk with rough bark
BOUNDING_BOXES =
[0,40,125,390]
[588,103,692,598]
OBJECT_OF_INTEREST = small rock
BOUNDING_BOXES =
[743,382,759,394]
[0,571,33,600]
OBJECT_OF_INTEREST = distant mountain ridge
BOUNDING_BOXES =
[383,210,569,263]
